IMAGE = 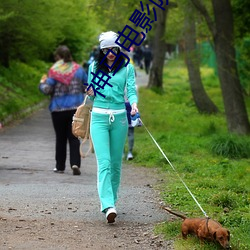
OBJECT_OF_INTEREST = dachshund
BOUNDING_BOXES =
[162,206,231,249]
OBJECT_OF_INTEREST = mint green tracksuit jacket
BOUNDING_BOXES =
[88,62,138,212]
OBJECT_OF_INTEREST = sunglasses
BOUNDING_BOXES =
[102,47,119,55]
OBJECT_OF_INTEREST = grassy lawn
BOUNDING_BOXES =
[128,58,250,250]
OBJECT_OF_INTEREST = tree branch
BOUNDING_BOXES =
[190,0,216,37]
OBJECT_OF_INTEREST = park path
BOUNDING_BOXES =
[0,70,173,249]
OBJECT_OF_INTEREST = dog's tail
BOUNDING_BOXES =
[162,206,187,220]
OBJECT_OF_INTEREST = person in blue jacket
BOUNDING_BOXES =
[86,31,138,223]
[39,45,87,176]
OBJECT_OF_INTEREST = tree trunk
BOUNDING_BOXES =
[212,0,250,134]
[147,7,168,90]
[184,4,218,114]
[191,0,250,134]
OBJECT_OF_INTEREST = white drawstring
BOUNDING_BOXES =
[92,107,125,125]
[109,112,115,124]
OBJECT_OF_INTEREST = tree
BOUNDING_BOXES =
[0,0,58,66]
[148,1,218,114]
[148,7,169,90]
[184,1,218,114]
[0,0,98,66]
[91,0,139,33]
[191,0,250,134]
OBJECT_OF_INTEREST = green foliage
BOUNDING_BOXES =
[169,0,213,45]
[0,60,49,122]
[233,0,250,98]
[165,1,184,44]
[210,135,250,159]
[129,58,250,249]
[232,0,250,39]
[236,37,250,95]
[91,0,139,33]
[0,0,99,66]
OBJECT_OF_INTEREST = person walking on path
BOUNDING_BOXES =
[123,50,138,161]
[86,31,139,223]
[39,45,87,176]
[125,101,135,160]
[143,44,152,75]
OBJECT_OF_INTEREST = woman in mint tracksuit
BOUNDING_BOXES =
[87,31,138,223]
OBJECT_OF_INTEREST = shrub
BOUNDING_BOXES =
[210,135,250,159]
[210,191,237,209]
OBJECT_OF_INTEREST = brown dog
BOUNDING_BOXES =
[163,207,231,249]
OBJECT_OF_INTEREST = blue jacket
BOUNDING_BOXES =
[39,67,87,112]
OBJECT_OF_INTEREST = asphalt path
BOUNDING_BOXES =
[0,106,165,222]
[0,70,172,249]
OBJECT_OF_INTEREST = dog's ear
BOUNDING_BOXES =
[227,230,230,240]
[213,231,217,240]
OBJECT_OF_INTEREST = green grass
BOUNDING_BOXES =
[0,60,50,123]
[128,58,250,250]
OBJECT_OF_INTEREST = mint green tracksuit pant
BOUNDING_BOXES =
[90,111,128,212]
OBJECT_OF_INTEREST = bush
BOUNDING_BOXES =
[0,60,48,122]
[210,135,250,159]
[210,191,237,209]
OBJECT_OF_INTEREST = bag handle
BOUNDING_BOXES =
[79,94,93,158]
[83,94,88,105]
[79,137,93,158]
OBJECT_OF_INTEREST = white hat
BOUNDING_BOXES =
[99,31,121,49]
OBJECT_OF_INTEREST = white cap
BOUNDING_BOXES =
[99,31,121,49]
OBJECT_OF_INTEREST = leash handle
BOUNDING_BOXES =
[139,118,209,218]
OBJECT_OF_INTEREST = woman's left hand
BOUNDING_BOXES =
[40,74,47,84]
[131,103,138,116]
[86,87,94,96]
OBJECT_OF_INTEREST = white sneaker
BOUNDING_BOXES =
[105,207,117,223]
[53,168,64,173]
[127,152,133,160]
[72,165,81,175]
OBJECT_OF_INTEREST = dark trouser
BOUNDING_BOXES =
[127,127,134,152]
[51,110,80,171]
[125,102,134,153]
[144,59,151,74]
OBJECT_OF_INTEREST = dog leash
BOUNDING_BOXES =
[139,118,209,218]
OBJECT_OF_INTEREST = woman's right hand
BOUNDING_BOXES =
[131,103,138,116]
